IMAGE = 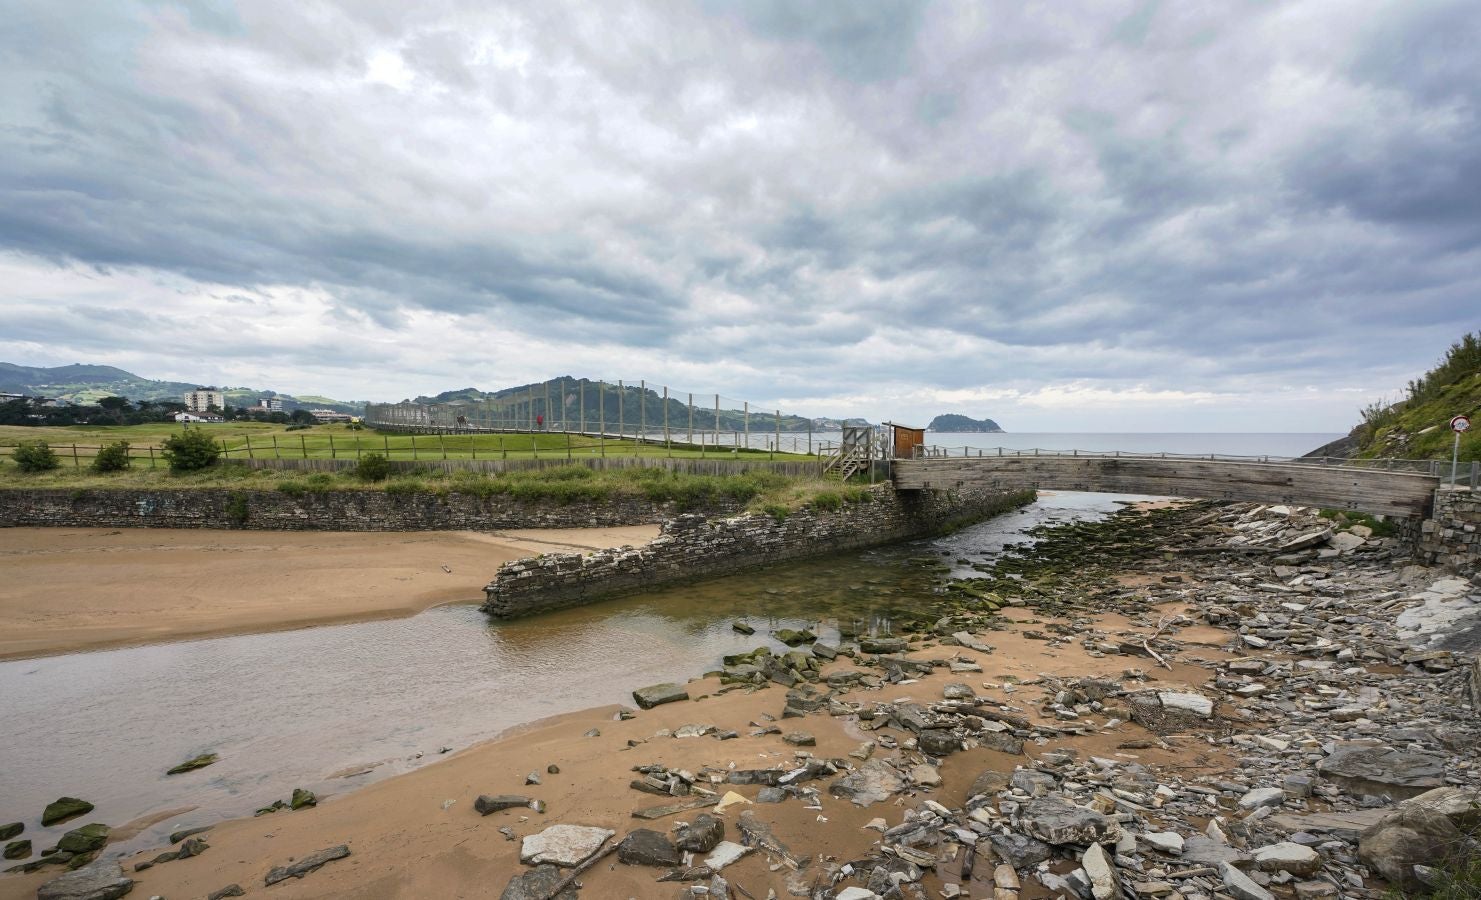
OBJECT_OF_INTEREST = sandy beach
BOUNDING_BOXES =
[0,525,658,660]
[0,603,1231,900]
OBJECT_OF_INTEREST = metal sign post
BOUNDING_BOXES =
[1451,415,1471,486]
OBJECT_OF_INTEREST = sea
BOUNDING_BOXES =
[726,431,1342,459]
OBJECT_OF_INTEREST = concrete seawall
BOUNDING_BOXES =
[481,486,1037,618]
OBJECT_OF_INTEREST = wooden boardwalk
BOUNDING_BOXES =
[891,455,1440,517]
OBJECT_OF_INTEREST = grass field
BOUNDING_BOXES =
[0,423,819,467]
[0,424,863,512]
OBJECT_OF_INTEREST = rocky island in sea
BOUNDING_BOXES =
[927,413,1004,433]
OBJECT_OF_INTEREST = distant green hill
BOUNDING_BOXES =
[928,413,1003,433]
[1311,333,1479,462]
[0,362,364,414]
[411,376,830,432]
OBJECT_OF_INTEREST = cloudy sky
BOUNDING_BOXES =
[2,1,1477,431]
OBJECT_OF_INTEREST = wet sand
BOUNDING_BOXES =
[0,600,1234,900]
[0,526,658,660]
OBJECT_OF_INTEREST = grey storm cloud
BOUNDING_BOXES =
[1,0,1478,427]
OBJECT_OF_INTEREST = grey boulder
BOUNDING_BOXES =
[1359,805,1463,890]
[37,860,133,900]
[1019,795,1114,845]
[616,829,681,867]
[632,683,689,710]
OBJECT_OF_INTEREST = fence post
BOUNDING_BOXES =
[411,435,417,460]
[245,435,254,459]
[72,443,79,468]
[1471,460,1478,489]
[384,434,390,457]
[148,446,156,468]
[440,434,447,460]
[329,434,336,459]
[300,435,307,458]
[356,437,361,459]
[273,436,280,459]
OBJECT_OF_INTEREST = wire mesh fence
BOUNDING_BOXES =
[365,378,829,456]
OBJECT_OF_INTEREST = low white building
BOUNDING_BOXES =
[309,409,355,423]
[174,411,224,424]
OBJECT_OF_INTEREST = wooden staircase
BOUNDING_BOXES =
[823,426,873,480]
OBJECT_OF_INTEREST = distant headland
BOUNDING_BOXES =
[927,413,1003,433]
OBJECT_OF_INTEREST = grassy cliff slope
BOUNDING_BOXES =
[1348,333,1480,462]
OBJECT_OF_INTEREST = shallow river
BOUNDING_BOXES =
[0,491,1151,855]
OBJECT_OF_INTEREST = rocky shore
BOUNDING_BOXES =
[6,498,1480,899]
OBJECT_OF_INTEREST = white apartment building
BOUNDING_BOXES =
[183,388,224,412]
[256,397,284,412]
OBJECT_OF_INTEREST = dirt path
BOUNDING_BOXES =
[0,525,658,659]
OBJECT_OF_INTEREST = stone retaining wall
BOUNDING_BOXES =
[482,486,1036,618]
[0,488,740,531]
[1409,488,1481,571]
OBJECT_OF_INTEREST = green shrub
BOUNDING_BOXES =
[354,452,392,482]
[760,502,789,522]
[92,440,132,473]
[13,440,60,472]
[161,429,221,472]
[225,491,249,526]
[385,479,426,496]
[809,490,843,512]
[277,480,308,497]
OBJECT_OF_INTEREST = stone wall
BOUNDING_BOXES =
[0,488,740,531]
[482,486,1036,618]
[1409,488,1481,571]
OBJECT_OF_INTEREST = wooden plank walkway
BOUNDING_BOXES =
[891,456,1439,518]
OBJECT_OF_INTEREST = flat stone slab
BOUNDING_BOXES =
[632,683,689,710]
[520,824,614,867]
[1219,860,1274,900]
[1317,743,1447,800]
[1268,809,1388,843]
[828,759,906,807]
[704,840,752,871]
[37,861,133,900]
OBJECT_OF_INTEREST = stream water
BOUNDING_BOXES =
[0,491,1154,856]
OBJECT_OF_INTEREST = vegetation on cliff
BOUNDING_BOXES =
[1337,332,1480,462]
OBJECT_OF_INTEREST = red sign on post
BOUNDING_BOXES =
[1452,415,1471,433]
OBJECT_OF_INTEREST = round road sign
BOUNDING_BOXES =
[1452,415,1472,433]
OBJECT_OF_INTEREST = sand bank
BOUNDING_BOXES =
[0,525,657,659]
